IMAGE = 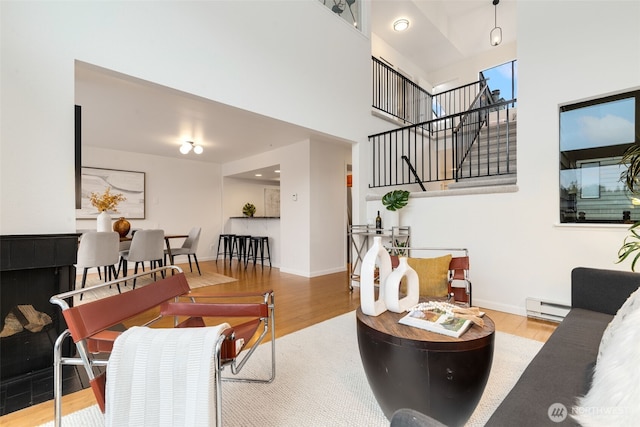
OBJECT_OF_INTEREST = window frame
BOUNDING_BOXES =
[559,89,640,224]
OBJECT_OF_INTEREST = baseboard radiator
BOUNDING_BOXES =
[525,298,571,322]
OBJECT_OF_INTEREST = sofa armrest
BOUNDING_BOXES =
[571,267,640,315]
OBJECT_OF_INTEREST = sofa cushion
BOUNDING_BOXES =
[406,255,452,297]
[571,267,640,315]
[485,308,613,427]
[572,290,640,426]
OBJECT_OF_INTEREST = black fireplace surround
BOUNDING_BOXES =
[0,234,78,382]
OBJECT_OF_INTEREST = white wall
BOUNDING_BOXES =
[0,1,371,237]
[222,138,351,277]
[78,147,222,261]
[309,138,352,276]
[365,1,640,316]
[427,41,517,93]
[371,33,434,90]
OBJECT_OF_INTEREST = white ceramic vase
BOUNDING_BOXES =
[384,257,419,313]
[96,211,112,232]
[360,236,392,317]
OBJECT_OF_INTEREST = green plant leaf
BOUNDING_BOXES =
[382,190,410,211]
[242,203,256,216]
[616,221,640,271]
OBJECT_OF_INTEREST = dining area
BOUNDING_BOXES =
[75,226,202,296]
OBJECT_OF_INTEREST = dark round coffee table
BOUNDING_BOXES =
[356,305,495,427]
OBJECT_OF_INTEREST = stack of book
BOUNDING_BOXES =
[399,301,484,338]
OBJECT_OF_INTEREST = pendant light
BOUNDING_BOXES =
[490,0,502,46]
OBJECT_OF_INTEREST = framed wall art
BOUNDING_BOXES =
[76,167,145,219]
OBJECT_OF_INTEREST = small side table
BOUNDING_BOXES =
[356,305,495,426]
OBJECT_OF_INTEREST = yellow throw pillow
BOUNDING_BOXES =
[406,255,452,298]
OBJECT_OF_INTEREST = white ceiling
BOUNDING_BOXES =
[372,0,516,74]
[76,1,516,180]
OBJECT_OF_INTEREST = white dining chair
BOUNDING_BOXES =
[76,231,120,298]
[164,227,202,275]
[119,229,165,288]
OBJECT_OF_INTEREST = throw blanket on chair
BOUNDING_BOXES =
[105,324,230,427]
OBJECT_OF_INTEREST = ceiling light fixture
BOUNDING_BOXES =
[179,141,203,155]
[490,0,502,46]
[393,19,409,32]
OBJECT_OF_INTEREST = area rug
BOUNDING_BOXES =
[74,269,238,305]
[39,311,542,426]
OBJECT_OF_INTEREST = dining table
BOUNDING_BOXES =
[116,233,187,264]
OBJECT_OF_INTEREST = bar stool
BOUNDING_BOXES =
[216,234,236,263]
[232,235,252,265]
[246,236,271,268]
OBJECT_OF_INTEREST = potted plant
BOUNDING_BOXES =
[242,202,256,217]
[89,187,126,232]
[382,190,410,229]
[618,144,640,270]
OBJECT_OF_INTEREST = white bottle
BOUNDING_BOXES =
[384,257,419,313]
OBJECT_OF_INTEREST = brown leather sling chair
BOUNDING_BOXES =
[50,265,275,426]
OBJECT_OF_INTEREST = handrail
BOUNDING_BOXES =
[369,98,515,139]
[453,82,492,178]
[453,81,490,133]
[368,98,516,188]
[401,155,427,191]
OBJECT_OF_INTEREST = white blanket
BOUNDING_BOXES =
[105,324,230,427]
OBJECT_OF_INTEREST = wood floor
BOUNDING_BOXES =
[0,259,557,426]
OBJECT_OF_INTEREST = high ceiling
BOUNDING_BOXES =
[76,1,516,180]
[372,0,516,74]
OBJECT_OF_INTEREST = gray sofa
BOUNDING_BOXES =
[485,267,640,426]
[391,267,640,427]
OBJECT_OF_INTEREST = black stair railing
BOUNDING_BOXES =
[368,99,516,189]
[453,80,491,181]
[370,56,517,189]
[373,56,492,126]
[372,57,431,125]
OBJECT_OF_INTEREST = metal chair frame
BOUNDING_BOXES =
[388,246,472,306]
[50,266,275,426]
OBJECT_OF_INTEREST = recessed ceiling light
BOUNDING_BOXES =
[275,170,280,173]
[393,19,410,32]
[255,173,262,177]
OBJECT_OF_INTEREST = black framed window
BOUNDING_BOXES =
[560,89,640,223]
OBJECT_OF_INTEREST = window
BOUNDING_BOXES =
[480,60,517,103]
[559,90,640,223]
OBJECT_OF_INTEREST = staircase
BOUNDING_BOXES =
[448,116,517,189]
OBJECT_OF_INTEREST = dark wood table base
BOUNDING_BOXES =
[356,306,495,427]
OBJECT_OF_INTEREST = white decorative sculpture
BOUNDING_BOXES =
[384,257,419,313]
[360,237,392,316]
